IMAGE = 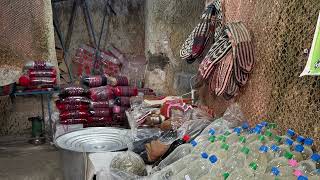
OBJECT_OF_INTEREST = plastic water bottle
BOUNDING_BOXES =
[224,146,250,173]
[247,135,267,153]
[245,145,269,175]
[205,135,225,154]
[264,130,273,142]
[228,136,247,158]
[292,145,306,162]
[266,151,294,175]
[228,162,257,179]
[191,129,216,154]
[268,144,282,159]
[297,153,320,176]
[155,143,194,171]
[226,127,242,144]
[278,138,294,156]
[213,143,230,161]
[303,138,314,159]
[174,153,218,180]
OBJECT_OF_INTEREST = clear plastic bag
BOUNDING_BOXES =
[96,168,147,180]
[110,151,147,177]
[89,86,114,101]
[201,103,246,135]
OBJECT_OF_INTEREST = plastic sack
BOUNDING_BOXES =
[90,100,114,109]
[96,168,147,180]
[60,86,89,98]
[28,69,57,78]
[131,128,162,154]
[89,86,114,101]
[110,151,147,177]
[56,103,89,111]
[201,103,245,135]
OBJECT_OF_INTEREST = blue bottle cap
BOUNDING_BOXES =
[295,145,304,152]
[297,176,308,180]
[259,145,269,153]
[208,128,216,135]
[254,127,262,134]
[201,152,209,159]
[209,155,218,164]
[304,138,314,146]
[190,140,197,147]
[311,154,320,162]
[296,135,305,143]
[261,121,268,127]
[256,124,264,129]
[287,129,295,137]
[249,128,255,134]
[242,122,249,129]
[233,127,242,135]
[285,138,294,146]
[271,167,280,176]
[271,144,280,152]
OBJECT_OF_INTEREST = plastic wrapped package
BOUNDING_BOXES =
[56,103,89,111]
[28,69,57,77]
[60,119,87,125]
[131,128,162,154]
[176,119,211,141]
[59,110,90,120]
[90,108,112,117]
[110,151,147,177]
[89,86,114,101]
[90,100,114,109]
[24,60,54,70]
[113,105,129,114]
[57,96,91,104]
[114,86,138,97]
[107,76,129,86]
[19,76,56,87]
[114,96,131,106]
[81,75,107,87]
[60,86,89,98]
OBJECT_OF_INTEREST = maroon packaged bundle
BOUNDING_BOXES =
[19,76,56,87]
[24,61,54,70]
[60,119,87,125]
[88,116,113,123]
[90,108,112,117]
[57,96,91,104]
[113,86,138,97]
[114,96,130,106]
[90,100,114,109]
[107,76,129,86]
[60,86,89,98]
[113,105,129,114]
[28,69,57,78]
[56,103,89,111]
[59,111,90,120]
[113,113,127,122]
[89,86,114,101]
[82,75,108,87]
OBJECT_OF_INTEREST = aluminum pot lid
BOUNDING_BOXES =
[55,127,132,153]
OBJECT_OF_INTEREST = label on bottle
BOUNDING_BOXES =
[184,175,191,180]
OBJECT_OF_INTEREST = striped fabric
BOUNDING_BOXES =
[180,2,221,63]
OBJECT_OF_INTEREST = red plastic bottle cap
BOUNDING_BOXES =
[182,135,190,142]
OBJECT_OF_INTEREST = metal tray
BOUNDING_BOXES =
[55,127,131,152]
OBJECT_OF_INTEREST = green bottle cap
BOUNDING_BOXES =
[224,131,231,136]
[221,143,229,150]
[259,135,265,141]
[268,123,277,129]
[274,136,282,143]
[239,136,246,143]
[223,172,230,180]
[218,135,227,142]
[265,130,273,137]
[284,151,293,159]
[241,147,250,154]
[208,136,216,143]
[249,162,258,170]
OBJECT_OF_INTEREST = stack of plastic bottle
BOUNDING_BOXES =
[18,61,57,91]
[56,86,91,125]
[151,121,319,180]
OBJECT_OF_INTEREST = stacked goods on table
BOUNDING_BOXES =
[18,61,57,91]
[56,86,90,125]
[150,121,320,180]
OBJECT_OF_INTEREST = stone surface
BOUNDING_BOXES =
[0,136,63,180]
